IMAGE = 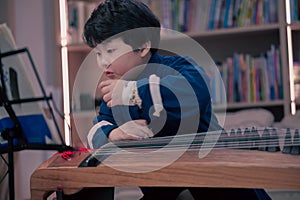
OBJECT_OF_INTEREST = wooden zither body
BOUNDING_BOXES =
[30,128,300,199]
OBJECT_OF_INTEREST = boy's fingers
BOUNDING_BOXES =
[134,119,147,126]
[99,80,112,88]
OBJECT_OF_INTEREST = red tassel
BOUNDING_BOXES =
[60,151,75,160]
[53,147,91,160]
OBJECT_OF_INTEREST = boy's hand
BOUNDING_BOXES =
[99,79,126,107]
[99,80,142,108]
[109,127,137,141]
[109,120,154,141]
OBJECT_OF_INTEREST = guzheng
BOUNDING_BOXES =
[30,127,300,200]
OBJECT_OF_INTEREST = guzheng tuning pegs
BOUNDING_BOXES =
[243,127,251,150]
[236,128,243,149]
[258,128,270,151]
[250,127,259,150]
[267,128,280,152]
[290,129,300,155]
[219,129,228,148]
[282,128,292,154]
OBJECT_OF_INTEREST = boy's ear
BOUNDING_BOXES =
[140,41,151,57]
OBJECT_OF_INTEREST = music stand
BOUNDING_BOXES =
[0,48,72,200]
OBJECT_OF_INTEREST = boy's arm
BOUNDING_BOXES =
[87,102,118,148]
[99,68,210,118]
[136,71,211,116]
[88,101,154,148]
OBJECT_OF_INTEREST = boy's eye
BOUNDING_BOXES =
[96,52,102,56]
[107,49,115,53]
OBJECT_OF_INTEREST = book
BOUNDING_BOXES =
[294,62,300,103]
[67,1,97,44]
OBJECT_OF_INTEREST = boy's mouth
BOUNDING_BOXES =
[105,71,114,78]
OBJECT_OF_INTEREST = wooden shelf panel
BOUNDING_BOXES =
[163,23,281,39]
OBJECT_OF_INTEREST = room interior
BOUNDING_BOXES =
[0,0,300,199]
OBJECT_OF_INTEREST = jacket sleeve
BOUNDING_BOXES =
[88,100,118,148]
[136,65,211,121]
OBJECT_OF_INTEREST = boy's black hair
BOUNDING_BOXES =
[83,0,161,53]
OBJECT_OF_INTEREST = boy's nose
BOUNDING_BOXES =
[99,57,110,69]
[102,62,110,69]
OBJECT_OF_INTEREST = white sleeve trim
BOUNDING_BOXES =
[122,81,142,108]
[87,120,113,148]
[149,74,163,117]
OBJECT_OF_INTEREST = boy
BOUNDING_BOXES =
[83,0,271,199]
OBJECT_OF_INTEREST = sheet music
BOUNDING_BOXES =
[0,23,63,146]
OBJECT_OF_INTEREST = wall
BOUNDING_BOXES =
[0,0,61,199]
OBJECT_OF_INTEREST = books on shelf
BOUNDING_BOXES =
[294,61,300,103]
[67,1,98,44]
[290,0,300,22]
[142,0,278,32]
[211,45,283,105]
[66,0,281,43]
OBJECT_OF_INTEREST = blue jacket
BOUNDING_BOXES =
[92,53,221,148]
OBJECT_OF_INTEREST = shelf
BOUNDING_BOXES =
[162,23,281,39]
[214,100,285,111]
[290,21,300,30]
[72,101,286,113]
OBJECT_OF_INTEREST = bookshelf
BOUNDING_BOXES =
[57,0,296,147]
[291,25,300,108]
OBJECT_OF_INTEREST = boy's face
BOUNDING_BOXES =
[95,38,148,79]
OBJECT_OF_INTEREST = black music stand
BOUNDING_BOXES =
[0,48,72,200]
